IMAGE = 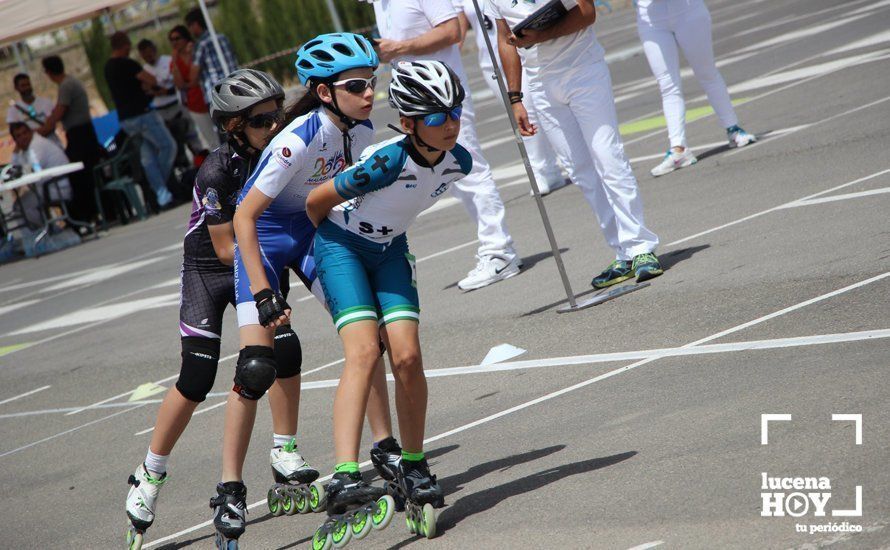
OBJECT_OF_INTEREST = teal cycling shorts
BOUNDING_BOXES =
[314,220,419,332]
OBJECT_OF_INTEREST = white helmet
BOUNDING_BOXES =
[388,60,465,117]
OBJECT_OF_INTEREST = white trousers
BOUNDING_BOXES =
[529,59,659,260]
[452,91,516,260]
[189,110,221,150]
[481,65,563,185]
[637,0,738,148]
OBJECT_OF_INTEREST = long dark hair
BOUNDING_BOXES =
[283,87,323,125]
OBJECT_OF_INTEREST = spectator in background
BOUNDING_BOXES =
[169,24,219,149]
[40,55,103,224]
[185,8,238,109]
[137,38,208,163]
[105,31,176,209]
[10,121,72,227]
[6,73,63,148]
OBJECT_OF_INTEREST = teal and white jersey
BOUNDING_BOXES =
[328,135,473,243]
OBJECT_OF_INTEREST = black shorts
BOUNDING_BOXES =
[178,264,291,339]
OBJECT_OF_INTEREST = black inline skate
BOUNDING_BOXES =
[311,471,395,550]
[267,439,326,516]
[390,458,443,539]
[370,437,405,511]
[210,481,247,549]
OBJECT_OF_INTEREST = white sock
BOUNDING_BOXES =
[273,433,296,449]
[144,449,169,477]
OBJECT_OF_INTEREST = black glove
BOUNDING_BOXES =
[254,288,290,327]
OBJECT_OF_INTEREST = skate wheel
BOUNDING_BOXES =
[215,532,239,550]
[296,489,310,514]
[406,516,416,534]
[309,481,326,512]
[331,518,352,548]
[371,494,395,531]
[351,509,373,540]
[421,502,437,539]
[312,526,333,550]
[267,487,284,517]
[126,527,143,550]
[282,493,296,516]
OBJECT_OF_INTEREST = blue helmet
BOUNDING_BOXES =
[295,33,379,86]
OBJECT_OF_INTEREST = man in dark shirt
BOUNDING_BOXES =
[105,31,176,209]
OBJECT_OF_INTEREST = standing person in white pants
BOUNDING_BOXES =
[489,0,663,288]
[369,0,522,291]
[637,0,756,177]
[457,0,570,195]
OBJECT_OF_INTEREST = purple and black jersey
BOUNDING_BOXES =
[183,142,254,271]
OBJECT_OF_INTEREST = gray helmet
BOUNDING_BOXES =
[210,69,285,126]
[388,60,465,117]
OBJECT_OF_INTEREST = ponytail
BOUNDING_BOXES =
[284,88,322,125]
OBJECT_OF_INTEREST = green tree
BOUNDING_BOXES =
[258,0,295,81]
[334,0,376,31]
[79,17,113,110]
[214,0,263,65]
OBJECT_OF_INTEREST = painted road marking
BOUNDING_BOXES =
[129,383,168,402]
[0,343,31,357]
[0,385,50,406]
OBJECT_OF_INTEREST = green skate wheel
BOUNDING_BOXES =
[331,519,352,548]
[295,490,310,514]
[282,493,296,516]
[126,527,143,550]
[406,516,416,534]
[267,487,284,517]
[312,526,333,550]
[309,481,326,512]
[351,509,373,540]
[421,503,436,539]
[371,494,395,531]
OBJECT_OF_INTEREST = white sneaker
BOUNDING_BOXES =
[531,177,571,197]
[727,125,756,148]
[458,255,522,291]
[650,148,697,177]
[126,463,166,529]
[271,440,318,483]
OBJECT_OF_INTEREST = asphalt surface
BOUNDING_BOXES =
[1,0,890,548]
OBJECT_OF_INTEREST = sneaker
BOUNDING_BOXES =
[632,252,663,282]
[650,148,697,177]
[531,177,571,197]
[591,260,633,289]
[458,255,521,291]
[727,125,756,148]
[271,439,319,484]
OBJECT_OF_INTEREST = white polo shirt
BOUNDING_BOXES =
[372,0,467,79]
[486,0,604,74]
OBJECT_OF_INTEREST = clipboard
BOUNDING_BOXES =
[511,0,569,37]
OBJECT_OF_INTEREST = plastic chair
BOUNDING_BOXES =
[92,135,148,230]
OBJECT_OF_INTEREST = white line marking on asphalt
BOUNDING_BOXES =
[0,385,50,406]
[142,272,890,546]
[667,167,890,247]
[0,400,164,419]
[0,299,41,317]
[0,404,148,458]
[780,186,890,208]
[627,542,665,550]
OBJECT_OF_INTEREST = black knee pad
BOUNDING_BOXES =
[273,325,302,378]
[175,337,221,402]
[233,346,277,400]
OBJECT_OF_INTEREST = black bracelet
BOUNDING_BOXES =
[508,91,524,104]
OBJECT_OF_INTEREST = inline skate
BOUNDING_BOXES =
[125,463,166,549]
[390,458,443,539]
[210,481,247,549]
[267,439,326,516]
[311,471,395,550]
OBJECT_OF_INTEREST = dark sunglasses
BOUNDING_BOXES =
[245,110,282,130]
[420,106,462,127]
[332,76,377,94]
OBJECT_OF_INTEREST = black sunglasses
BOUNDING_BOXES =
[245,110,282,130]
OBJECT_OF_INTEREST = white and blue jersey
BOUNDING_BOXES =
[313,136,473,332]
[328,135,473,243]
[234,107,374,327]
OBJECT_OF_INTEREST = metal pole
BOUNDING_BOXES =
[197,0,232,75]
[12,42,27,74]
[469,0,578,309]
[323,0,345,32]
